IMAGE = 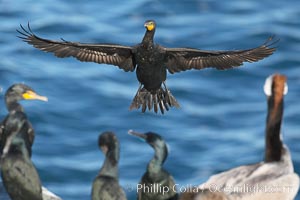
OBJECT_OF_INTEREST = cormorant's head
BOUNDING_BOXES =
[128,130,168,157]
[144,20,156,32]
[98,131,120,165]
[5,83,48,102]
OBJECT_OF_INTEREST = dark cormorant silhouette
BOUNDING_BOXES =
[1,111,43,200]
[0,83,48,156]
[91,131,126,200]
[128,130,178,200]
[18,20,277,114]
[0,84,61,200]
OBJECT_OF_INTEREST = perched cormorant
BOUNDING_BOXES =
[197,74,299,199]
[0,83,48,156]
[1,111,43,200]
[128,130,178,200]
[0,85,61,200]
[18,20,277,114]
[91,131,126,200]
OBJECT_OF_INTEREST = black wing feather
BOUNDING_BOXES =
[165,36,278,74]
[17,23,136,72]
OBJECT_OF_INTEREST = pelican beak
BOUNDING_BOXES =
[128,130,147,140]
[22,90,48,102]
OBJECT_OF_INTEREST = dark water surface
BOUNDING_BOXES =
[0,0,299,199]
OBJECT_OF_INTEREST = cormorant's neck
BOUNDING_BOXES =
[142,30,155,48]
[99,150,119,179]
[265,96,284,162]
[5,98,24,112]
[6,138,31,163]
[147,144,167,175]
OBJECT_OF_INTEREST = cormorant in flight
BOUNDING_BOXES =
[18,20,277,114]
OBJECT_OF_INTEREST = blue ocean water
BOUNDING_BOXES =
[0,0,299,199]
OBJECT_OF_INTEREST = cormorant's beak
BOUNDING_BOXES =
[22,90,48,102]
[144,22,154,31]
[128,130,147,140]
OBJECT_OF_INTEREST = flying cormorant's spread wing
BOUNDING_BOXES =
[165,37,278,74]
[17,24,136,72]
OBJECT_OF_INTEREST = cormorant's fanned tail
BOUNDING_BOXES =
[129,85,180,114]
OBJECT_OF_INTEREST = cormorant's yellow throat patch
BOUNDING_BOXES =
[145,23,155,31]
[22,90,48,101]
